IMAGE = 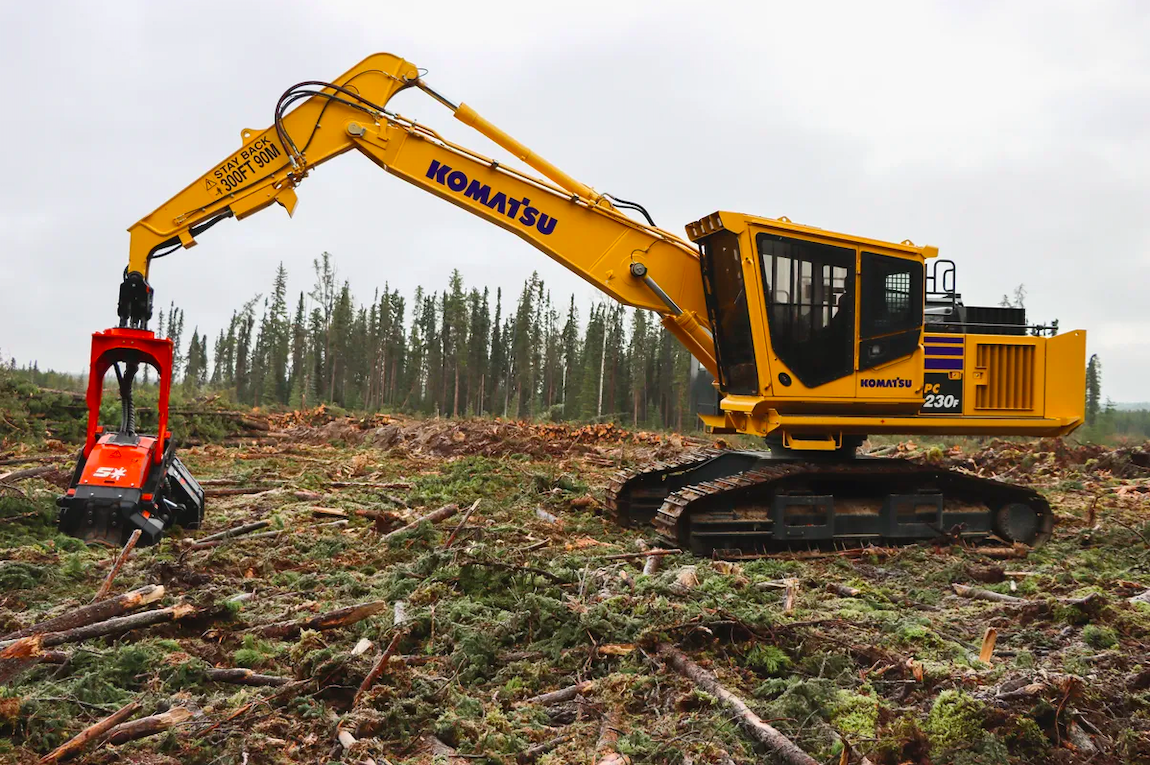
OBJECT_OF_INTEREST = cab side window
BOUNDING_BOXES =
[858,252,923,370]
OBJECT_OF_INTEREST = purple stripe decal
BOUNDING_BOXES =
[924,335,964,344]
[925,346,964,356]
[925,358,964,371]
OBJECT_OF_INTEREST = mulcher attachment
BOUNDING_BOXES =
[56,328,204,547]
[606,449,1054,558]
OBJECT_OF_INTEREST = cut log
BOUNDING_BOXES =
[0,635,44,685]
[979,627,998,664]
[444,499,481,549]
[190,520,270,546]
[657,643,818,765]
[205,668,293,687]
[784,579,799,614]
[0,604,196,650]
[251,601,388,640]
[2,585,164,641]
[38,699,142,763]
[522,680,593,705]
[382,504,460,540]
[106,706,193,745]
[311,507,348,518]
[952,584,1026,604]
[353,630,404,707]
[827,583,862,598]
[92,530,142,602]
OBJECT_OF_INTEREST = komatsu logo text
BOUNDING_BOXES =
[860,378,913,389]
[425,160,558,235]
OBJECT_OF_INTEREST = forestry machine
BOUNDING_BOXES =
[62,53,1087,554]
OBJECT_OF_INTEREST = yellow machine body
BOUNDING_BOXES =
[120,52,1086,450]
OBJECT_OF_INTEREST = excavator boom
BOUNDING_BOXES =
[120,53,717,375]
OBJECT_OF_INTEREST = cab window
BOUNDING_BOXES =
[858,252,923,370]
[758,233,855,388]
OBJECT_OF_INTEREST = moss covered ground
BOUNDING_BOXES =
[1,415,1148,763]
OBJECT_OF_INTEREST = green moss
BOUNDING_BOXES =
[925,690,1009,764]
[1082,624,1118,649]
[831,690,879,739]
[926,691,986,750]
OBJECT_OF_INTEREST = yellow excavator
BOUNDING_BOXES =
[60,52,1086,554]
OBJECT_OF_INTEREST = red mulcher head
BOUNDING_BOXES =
[57,328,204,546]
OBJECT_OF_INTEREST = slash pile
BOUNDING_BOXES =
[0,424,1148,764]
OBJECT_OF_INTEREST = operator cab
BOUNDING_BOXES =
[686,212,931,406]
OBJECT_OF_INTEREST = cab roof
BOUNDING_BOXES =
[685,211,938,260]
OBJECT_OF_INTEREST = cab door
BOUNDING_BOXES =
[856,252,924,370]
[758,232,856,396]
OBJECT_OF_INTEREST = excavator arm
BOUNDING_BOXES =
[121,53,717,376]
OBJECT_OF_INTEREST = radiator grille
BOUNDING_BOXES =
[974,344,1035,410]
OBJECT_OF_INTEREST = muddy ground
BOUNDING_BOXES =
[1,412,1149,764]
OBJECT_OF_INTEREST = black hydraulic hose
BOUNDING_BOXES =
[116,362,139,435]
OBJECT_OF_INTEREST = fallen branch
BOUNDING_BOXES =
[522,680,592,705]
[106,706,194,746]
[251,601,388,640]
[92,530,142,602]
[330,481,412,490]
[202,486,277,497]
[595,706,627,765]
[657,643,818,765]
[444,499,481,549]
[190,520,270,546]
[463,560,571,585]
[205,668,293,687]
[381,503,460,540]
[2,585,164,641]
[0,465,57,483]
[353,630,405,707]
[518,733,571,764]
[952,584,1026,604]
[0,604,196,650]
[599,548,682,562]
[0,454,71,466]
[38,699,142,763]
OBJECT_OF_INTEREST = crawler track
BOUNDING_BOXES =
[606,450,1053,557]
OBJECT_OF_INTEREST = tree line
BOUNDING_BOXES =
[157,253,700,429]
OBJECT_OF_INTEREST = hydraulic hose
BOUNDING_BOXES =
[116,362,139,435]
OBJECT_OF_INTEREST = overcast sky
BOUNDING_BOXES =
[0,1,1146,401]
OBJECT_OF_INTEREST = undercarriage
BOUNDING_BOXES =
[605,448,1053,557]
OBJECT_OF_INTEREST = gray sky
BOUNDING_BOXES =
[1,1,1146,401]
